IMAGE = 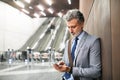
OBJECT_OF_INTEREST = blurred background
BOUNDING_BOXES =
[0,0,120,80]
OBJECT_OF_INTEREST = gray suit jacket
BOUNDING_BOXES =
[63,31,101,80]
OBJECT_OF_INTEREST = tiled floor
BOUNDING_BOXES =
[0,62,62,80]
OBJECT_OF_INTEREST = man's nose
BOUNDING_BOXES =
[70,28,73,33]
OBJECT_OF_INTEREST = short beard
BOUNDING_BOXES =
[71,30,83,38]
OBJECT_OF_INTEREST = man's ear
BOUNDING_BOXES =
[80,22,84,28]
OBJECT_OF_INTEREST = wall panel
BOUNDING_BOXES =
[79,0,112,80]
[79,0,94,24]
[111,0,120,80]
[94,0,112,80]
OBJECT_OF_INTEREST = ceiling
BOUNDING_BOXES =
[1,0,79,18]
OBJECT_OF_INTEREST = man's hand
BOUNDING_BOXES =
[53,61,71,72]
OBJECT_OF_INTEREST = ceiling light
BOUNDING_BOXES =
[40,11,46,16]
[67,0,71,5]
[29,6,33,9]
[48,8,54,14]
[45,0,53,6]
[21,9,29,14]
[33,13,39,18]
[13,0,25,8]
[57,12,63,17]
[37,4,45,11]
[24,0,31,3]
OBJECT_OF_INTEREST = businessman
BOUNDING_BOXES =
[53,9,101,80]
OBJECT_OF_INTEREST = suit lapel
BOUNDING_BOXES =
[73,32,88,65]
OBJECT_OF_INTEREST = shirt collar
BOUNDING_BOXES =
[72,30,85,43]
[77,30,85,41]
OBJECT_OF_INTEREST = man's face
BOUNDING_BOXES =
[67,19,84,37]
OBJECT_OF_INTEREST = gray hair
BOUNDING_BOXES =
[63,9,84,22]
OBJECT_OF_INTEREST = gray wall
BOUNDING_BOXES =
[79,0,120,80]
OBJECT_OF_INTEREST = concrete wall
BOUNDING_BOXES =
[79,0,120,80]
[0,1,47,51]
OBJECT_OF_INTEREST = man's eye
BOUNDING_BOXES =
[68,26,76,28]
[68,27,70,28]
[71,26,76,28]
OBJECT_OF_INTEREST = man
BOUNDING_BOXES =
[53,9,101,80]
